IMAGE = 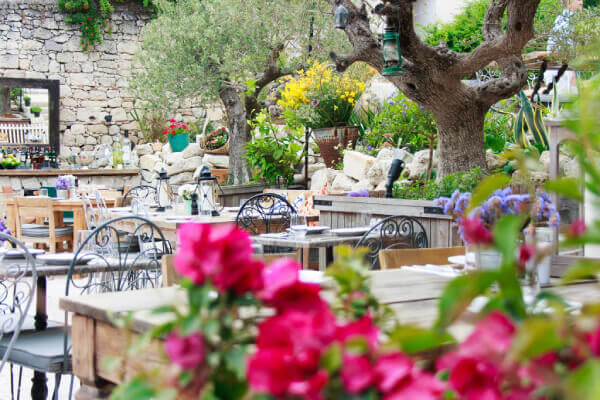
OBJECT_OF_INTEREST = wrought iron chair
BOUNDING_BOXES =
[0,233,37,375]
[121,185,158,207]
[236,193,297,235]
[354,215,429,270]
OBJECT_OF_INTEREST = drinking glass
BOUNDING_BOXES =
[39,188,48,197]
[291,214,307,230]
[173,195,186,215]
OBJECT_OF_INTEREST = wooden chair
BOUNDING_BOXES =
[14,197,73,253]
[379,246,466,270]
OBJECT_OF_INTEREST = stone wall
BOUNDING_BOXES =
[0,0,211,169]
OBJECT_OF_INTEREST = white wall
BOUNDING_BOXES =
[414,0,469,27]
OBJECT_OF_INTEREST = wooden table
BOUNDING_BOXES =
[252,232,364,270]
[5,197,118,245]
[60,268,600,399]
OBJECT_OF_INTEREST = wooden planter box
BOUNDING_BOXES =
[313,195,461,248]
[220,183,266,207]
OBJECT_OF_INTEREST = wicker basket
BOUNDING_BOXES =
[313,126,360,169]
[201,136,230,155]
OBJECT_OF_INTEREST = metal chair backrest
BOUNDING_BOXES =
[121,185,157,207]
[65,216,172,296]
[354,215,429,270]
[236,193,297,235]
[81,193,101,231]
[0,233,36,373]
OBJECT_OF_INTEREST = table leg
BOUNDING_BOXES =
[75,383,115,400]
[302,246,310,269]
[73,209,86,241]
[31,371,48,400]
[32,276,48,400]
[318,247,327,271]
[34,276,47,330]
[6,204,16,238]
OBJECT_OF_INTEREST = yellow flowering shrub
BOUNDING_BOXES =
[278,60,371,129]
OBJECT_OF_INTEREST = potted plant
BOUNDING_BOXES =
[244,110,304,188]
[278,60,370,168]
[55,174,75,199]
[177,184,197,214]
[163,118,190,152]
[24,96,31,107]
[203,126,229,154]
[30,107,41,117]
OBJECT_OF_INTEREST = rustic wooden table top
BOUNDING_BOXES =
[252,232,364,248]
[60,268,600,337]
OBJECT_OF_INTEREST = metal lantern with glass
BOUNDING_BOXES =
[195,166,225,216]
[334,2,349,30]
[156,168,173,212]
[382,17,403,76]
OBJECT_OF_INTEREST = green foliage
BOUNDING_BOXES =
[513,91,550,151]
[484,110,512,153]
[244,110,304,186]
[366,92,437,152]
[131,0,344,113]
[423,0,563,54]
[30,107,42,113]
[549,7,600,64]
[393,167,487,200]
[129,99,168,144]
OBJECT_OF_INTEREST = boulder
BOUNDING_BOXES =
[203,154,229,169]
[153,162,166,173]
[165,152,181,165]
[140,169,156,183]
[135,143,153,156]
[303,162,326,177]
[343,151,376,181]
[562,157,581,177]
[162,142,172,155]
[375,180,387,191]
[376,147,413,164]
[193,164,213,180]
[406,149,437,180]
[331,174,357,192]
[166,156,203,176]
[486,152,508,170]
[357,75,398,112]
[139,154,161,171]
[351,180,375,192]
[366,158,393,187]
[539,151,551,171]
[310,168,340,191]
[182,143,204,159]
[513,169,549,185]
[169,171,195,185]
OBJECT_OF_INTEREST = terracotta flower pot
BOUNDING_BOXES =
[211,168,229,185]
[312,126,359,168]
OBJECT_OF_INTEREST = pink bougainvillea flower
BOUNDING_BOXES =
[175,223,260,293]
[567,219,586,239]
[288,369,329,400]
[384,369,446,400]
[260,258,301,301]
[164,331,205,371]
[336,315,380,351]
[518,244,535,267]
[169,118,176,122]
[585,324,600,356]
[460,311,516,360]
[445,357,502,400]
[375,352,413,393]
[517,352,558,389]
[340,354,375,394]
[247,348,295,397]
[461,217,494,245]
[267,280,326,312]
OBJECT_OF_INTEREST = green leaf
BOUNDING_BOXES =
[178,370,193,387]
[565,360,600,400]
[532,105,549,150]
[509,317,563,361]
[389,325,455,354]
[321,342,342,373]
[223,346,248,380]
[435,270,499,331]
[561,259,600,284]
[466,174,510,213]
[493,214,527,261]
[514,109,530,149]
[544,177,583,202]
[345,336,370,355]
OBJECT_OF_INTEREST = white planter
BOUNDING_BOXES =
[475,248,502,270]
[56,189,69,200]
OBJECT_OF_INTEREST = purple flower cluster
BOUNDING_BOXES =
[55,175,74,190]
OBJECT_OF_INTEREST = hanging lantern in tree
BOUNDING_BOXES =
[156,168,173,212]
[334,2,349,30]
[195,166,225,216]
[382,18,403,76]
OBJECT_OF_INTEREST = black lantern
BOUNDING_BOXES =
[195,166,225,216]
[156,168,173,212]
[385,159,404,198]
[382,18,403,76]
[334,2,349,30]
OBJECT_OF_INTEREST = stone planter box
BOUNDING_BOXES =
[313,195,461,248]
[220,183,266,207]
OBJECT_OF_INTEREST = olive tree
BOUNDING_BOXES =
[327,0,547,177]
[131,0,343,184]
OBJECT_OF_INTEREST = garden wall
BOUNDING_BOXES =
[0,0,219,169]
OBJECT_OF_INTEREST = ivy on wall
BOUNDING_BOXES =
[57,0,153,50]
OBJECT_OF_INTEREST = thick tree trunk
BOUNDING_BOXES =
[219,87,250,185]
[0,88,10,115]
[435,105,488,178]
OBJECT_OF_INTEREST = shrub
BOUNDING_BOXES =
[393,167,487,200]
[484,111,512,153]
